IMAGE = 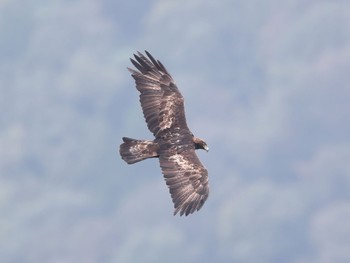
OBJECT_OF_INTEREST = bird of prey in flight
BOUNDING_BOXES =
[120,51,209,216]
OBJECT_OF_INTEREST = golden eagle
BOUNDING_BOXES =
[119,51,209,216]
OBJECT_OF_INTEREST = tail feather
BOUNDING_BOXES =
[119,137,159,164]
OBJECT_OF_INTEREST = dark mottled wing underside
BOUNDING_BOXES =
[128,51,188,136]
[159,149,209,216]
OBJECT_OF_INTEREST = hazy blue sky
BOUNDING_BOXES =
[1,0,350,262]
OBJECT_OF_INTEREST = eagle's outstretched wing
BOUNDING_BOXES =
[128,51,189,137]
[159,149,209,216]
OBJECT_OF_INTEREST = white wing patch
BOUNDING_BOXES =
[169,153,195,170]
[159,96,176,130]
[158,93,184,132]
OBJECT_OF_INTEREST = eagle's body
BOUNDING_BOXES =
[120,51,209,216]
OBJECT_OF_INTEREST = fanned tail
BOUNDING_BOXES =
[119,137,159,164]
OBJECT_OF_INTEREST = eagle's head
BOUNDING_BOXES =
[193,137,209,152]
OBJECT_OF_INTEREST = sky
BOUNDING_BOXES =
[1,0,350,262]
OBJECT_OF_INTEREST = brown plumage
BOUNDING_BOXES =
[119,51,209,216]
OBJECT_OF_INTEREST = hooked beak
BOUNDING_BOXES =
[204,145,209,152]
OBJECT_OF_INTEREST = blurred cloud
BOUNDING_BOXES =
[1,0,350,262]
[309,202,350,263]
